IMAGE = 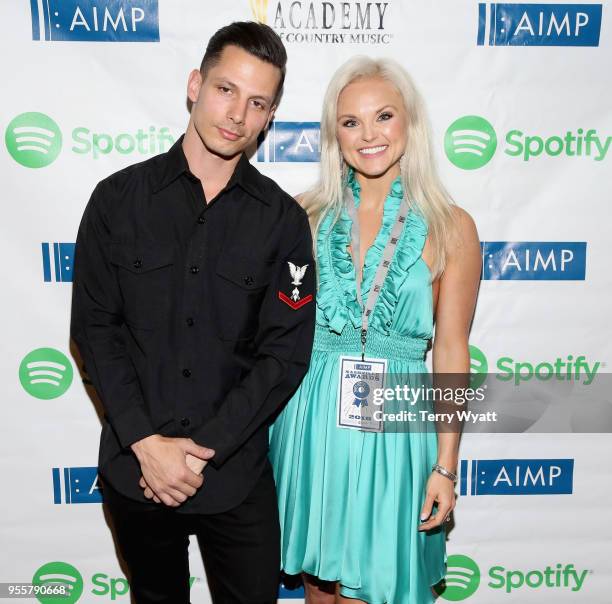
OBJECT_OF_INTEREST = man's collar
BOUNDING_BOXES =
[226,151,270,205]
[152,134,269,205]
[151,135,188,193]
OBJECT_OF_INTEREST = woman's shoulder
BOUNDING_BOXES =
[449,204,477,234]
[442,204,479,255]
[444,204,481,271]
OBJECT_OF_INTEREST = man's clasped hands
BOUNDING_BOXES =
[131,435,215,507]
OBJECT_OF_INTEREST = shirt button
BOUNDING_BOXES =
[197,216,206,224]
[180,417,190,427]
[243,275,254,286]
[190,265,199,274]
[133,259,142,269]
[182,369,192,378]
[186,317,195,326]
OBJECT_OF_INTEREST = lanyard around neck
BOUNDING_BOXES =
[344,186,410,360]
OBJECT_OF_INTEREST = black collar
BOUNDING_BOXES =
[152,134,269,205]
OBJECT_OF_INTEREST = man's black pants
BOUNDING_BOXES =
[102,465,280,604]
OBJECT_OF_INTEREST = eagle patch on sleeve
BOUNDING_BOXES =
[278,261,313,310]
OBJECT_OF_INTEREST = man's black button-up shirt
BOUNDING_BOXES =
[71,135,316,514]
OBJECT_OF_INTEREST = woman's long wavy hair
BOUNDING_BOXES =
[301,56,457,279]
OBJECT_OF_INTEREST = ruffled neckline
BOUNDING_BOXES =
[316,171,428,335]
[347,167,404,200]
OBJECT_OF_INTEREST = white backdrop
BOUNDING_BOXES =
[1,1,611,602]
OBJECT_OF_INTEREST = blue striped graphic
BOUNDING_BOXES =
[64,468,72,504]
[29,0,40,40]
[52,467,103,504]
[41,243,75,282]
[477,3,487,46]
[52,467,62,504]
[41,243,52,282]
[30,0,159,42]
[53,243,62,282]
[460,459,574,495]
[481,241,587,280]
[257,122,320,162]
[477,3,602,46]
[489,3,497,45]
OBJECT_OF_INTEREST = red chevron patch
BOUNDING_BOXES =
[278,291,313,310]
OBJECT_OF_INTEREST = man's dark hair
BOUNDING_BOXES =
[200,21,287,105]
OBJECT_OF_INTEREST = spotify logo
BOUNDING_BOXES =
[32,561,83,604]
[446,115,608,168]
[5,112,62,168]
[6,112,174,165]
[445,116,497,170]
[436,554,481,601]
[469,344,488,389]
[19,348,73,399]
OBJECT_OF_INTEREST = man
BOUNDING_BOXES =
[71,21,315,604]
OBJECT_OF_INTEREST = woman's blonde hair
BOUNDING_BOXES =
[301,56,456,278]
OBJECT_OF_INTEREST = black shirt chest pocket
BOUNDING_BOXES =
[110,243,174,329]
[213,254,275,341]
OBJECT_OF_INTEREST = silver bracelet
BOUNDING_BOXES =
[432,463,457,483]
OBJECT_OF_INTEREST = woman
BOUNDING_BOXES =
[269,56,481,604]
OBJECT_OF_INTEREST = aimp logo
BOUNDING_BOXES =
[5,112,62,168]
[52,466,102,504]
[257,122,320,162]
[32,561,83,604]
[477,3,602,47]
[445,116,497,170]
[459,458,574,495]
[30,0,159,42]
[42,243,76,283]
[249,0,269,23]
[481,241,587,280]
[436,554,481,601]
[19,348,73,399]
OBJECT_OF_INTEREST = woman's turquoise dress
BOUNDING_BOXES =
[269,172,447,604]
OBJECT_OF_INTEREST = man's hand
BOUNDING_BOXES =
[131,435,215,507]
[185,452,208,475]
[140,454,209,503]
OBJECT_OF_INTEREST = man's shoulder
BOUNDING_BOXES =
[94,153,164,200]
[245,160,307,219]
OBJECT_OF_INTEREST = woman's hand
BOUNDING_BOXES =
[418,471,456,531]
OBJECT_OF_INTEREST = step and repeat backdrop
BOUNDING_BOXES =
[1,1,611,602]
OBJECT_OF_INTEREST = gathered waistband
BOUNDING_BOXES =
[313,324,429,362]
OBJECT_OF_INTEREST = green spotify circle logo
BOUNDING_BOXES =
[436,554,481,601]
[445,116,497,170]
[32,561,83,604]
[19,348,73,399]
[469,344,488,389]
[5,112,62,168]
